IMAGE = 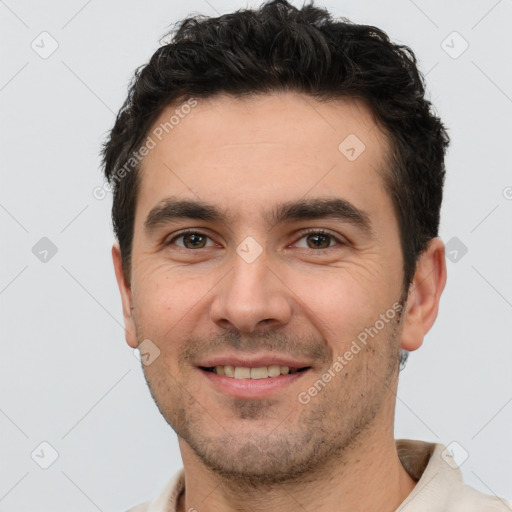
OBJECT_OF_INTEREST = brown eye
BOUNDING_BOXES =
[182,233,207,249]
[305,233,332,249]
[168,231,214,249]
[295,229,343,250]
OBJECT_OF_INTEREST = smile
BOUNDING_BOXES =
[200,365,311,379]
[198,365,312,399]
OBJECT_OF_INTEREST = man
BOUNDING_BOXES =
[101,1,510,510]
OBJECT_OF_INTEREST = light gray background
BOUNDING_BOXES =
[1,0,511,510]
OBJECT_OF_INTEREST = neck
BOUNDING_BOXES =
[176,428,417,512]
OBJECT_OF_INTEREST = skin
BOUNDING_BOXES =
[112,91,447,512]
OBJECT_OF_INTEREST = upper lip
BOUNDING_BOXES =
[196,353,313,370]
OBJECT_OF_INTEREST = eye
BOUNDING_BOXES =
[166,230,216,249]
[294,229,345,250]
[165,228,346,251]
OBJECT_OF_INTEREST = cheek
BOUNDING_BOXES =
[290,265,388,342]
[133,268,199,349]
[135,257,200,311]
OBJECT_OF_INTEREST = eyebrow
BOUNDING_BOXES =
[144,196,374,236]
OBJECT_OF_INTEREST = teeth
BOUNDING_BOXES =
[223,365,235,377]
[250,367,268,379]
[210,364,302,379]
[268,365,281,377]
[234,367,251,379]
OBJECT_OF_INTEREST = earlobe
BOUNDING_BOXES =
[399,237,447,352]
[112,242,138,349]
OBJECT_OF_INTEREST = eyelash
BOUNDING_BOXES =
[166,228,346,251]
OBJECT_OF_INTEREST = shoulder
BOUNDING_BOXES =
[121,467,185,512]
[395,439,511,511]
[124,500,151,512]
[447,484,512,511]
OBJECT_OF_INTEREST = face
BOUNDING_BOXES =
[115,92,414,484]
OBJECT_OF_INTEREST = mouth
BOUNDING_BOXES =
[199,365,312,379]
[197,364,313,399]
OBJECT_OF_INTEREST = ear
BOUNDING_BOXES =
[399,237,447,352]
[112,242,138,349]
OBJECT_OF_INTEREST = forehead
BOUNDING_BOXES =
[135,91,393,232]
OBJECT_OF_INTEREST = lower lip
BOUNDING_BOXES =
[199,368,310,399]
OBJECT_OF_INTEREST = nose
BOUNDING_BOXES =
[209,250,293,334]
